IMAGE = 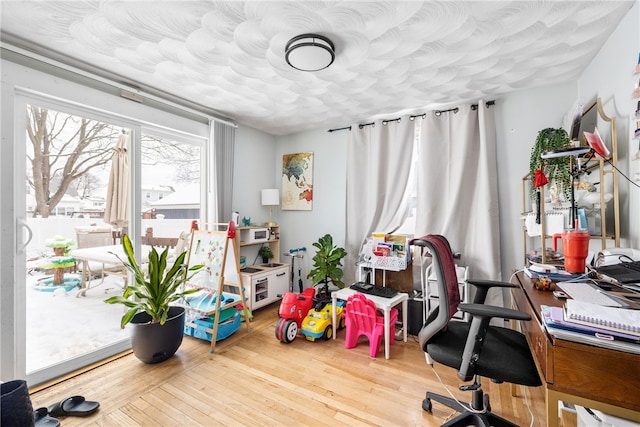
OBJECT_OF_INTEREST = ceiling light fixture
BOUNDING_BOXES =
[285,33,335,72]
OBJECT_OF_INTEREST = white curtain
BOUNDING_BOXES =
[415,102,501,294]
[210,121,235,223]
[345,116,415,282]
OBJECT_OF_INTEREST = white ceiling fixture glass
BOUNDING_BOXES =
[285,34,335,72]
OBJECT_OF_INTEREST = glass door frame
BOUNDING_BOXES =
[15,92,140,386]
[4,90,209,386]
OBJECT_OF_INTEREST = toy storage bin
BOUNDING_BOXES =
[184,310,241,342]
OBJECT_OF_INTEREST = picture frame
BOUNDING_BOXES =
[281,152,313,211]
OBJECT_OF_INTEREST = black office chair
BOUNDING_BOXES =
[411,235,541,427]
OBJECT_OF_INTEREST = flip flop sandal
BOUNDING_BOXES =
[33,407,60,427]
[47,395,99,417]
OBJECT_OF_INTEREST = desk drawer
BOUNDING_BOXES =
[512,286,552,382]
[553,340,640,411]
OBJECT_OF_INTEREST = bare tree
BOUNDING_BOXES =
[26,106,201,217]
[72,172,101,199]
[27,106,116,217]
[141,135,200,182]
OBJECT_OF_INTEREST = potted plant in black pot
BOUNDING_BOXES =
[258,245,274,264]
[307,234,347,305]
[105,234,203,364]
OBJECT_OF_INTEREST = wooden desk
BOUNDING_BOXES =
[512,272,640,426]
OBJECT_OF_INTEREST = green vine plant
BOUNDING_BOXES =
[528,128,572,205]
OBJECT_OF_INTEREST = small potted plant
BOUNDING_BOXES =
[105,234,203,364]
[307,234,347,300]
[258,245,274,264]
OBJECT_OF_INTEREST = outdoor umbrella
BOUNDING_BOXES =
[104,132,130,230]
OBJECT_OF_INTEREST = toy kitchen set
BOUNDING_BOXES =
[235,224,288,311]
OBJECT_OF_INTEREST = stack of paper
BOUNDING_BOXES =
[564,299,640,337]
[540,301,640,354]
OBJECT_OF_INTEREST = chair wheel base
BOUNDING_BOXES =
[421,390,517,427]
[422,397,432,413]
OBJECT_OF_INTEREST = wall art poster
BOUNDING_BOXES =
[282,152,313,211]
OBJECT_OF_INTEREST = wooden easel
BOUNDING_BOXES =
[184,221,251,353]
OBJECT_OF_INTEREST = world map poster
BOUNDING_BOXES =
[282,152,313,211]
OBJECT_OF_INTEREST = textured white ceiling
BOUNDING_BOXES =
[0,1,634,135]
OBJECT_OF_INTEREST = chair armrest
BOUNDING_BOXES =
[467,279,516,289]
[457,303,531,381]
[467,279,516,304]
[458,303,531,322]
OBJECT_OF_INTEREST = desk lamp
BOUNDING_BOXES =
[261,189,280,227]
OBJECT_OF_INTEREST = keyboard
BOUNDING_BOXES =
[350,282,398,298]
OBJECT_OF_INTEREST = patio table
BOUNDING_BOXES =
[69,245,150,297]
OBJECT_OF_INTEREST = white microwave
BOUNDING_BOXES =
[240,227,270,244]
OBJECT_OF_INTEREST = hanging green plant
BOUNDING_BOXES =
[528,128,572,204]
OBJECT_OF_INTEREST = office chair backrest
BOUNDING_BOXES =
[410,235,460,348]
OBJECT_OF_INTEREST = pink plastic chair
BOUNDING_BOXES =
[344,292,398,358]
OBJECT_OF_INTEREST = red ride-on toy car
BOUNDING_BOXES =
[275,287,316,343]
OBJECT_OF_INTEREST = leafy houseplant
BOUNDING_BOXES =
[307,234,347,298]
[105,234,203,363]
[529,128,572,204]
[258,245,274,263]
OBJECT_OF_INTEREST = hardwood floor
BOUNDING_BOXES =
[31,303,547,426]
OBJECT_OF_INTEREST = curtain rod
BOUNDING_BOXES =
[327,100,495,132]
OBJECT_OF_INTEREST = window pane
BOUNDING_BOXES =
[25,104,129,374]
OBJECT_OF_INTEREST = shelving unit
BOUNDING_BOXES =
[521,98,620,265]
[425,264,469,321]
[236,225,280,263]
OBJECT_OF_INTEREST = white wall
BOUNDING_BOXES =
[495,82,578,280]
[274,129,348,283]
[232,124,276,226]
[578,1,640,250]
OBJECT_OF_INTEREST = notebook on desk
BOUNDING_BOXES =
[595,261,640,284]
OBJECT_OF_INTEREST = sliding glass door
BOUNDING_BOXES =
[12,95,205,386]
[21,100,133,384]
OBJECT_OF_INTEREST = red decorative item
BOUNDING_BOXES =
[227,221,236,238]
[534,169,548,187]
[191,220,199,231]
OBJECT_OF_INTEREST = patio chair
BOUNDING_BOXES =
[75,225,124,284]
[139,230,190,276]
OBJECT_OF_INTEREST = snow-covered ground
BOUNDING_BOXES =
[26,273,129,372]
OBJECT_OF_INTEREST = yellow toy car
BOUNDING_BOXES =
[300,302,345,341]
